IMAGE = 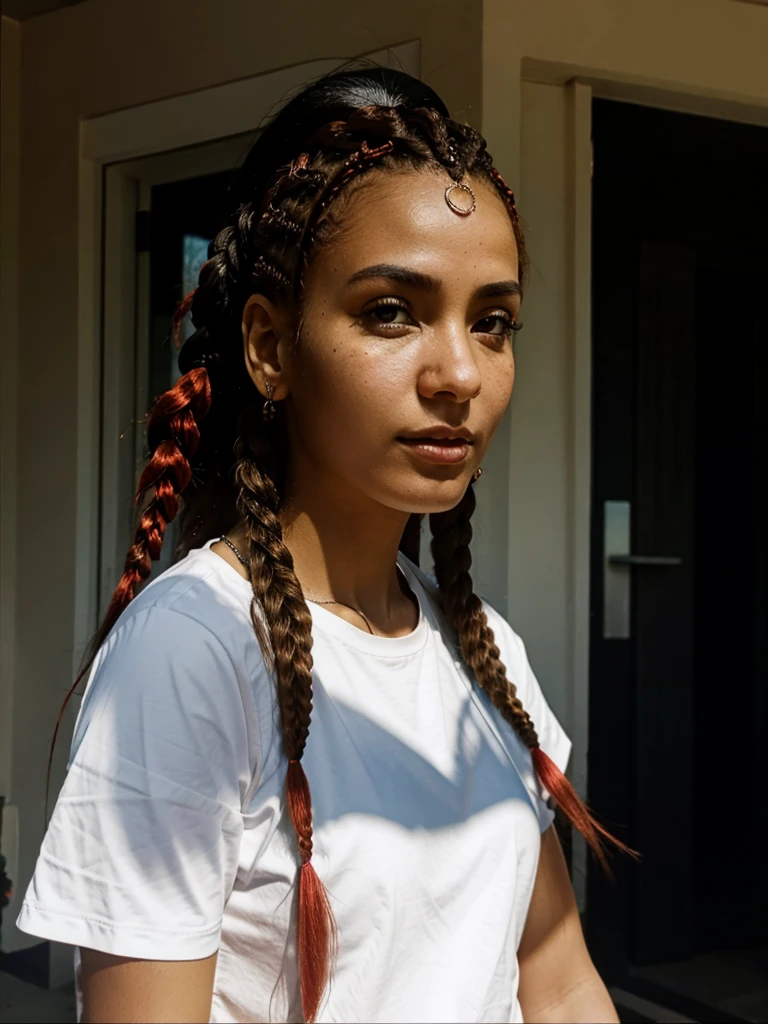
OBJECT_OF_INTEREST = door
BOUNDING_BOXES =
[99,138,248,613]
[588,99,768,1017]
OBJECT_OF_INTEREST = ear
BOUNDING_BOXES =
[242,293,293,400]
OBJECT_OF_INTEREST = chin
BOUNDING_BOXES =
[389,473,474,516]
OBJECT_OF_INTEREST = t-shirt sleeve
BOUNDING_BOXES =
[483,605,573,833]
[15,606,256,960]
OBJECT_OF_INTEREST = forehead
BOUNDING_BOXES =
[307,166,519,289]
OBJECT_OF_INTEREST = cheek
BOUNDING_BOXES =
[291,336,407,435]
[483,350,515,417]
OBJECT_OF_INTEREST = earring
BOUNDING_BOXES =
[472,467,483,483]
[262,380,276,423]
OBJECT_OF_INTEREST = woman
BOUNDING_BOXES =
[17,66,630,1023]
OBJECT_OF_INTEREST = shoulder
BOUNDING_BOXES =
[397,553,531,678]
[398,554,571,782]
[88,542,265,698]
[75,544,271,775]
[88,543,264,689]
[118,542,255,640]
[476,600,567,749]
[478,601,533,692]
[85,544,261,711]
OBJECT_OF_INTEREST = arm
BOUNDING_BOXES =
[80,948,218,1024]
[517,825,619,1024]
[15,608,255,1021]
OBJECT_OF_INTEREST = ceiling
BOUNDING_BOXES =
[1,0,87,19]
[3,0,767,20]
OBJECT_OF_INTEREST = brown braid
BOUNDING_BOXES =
[233,446,338,1012]
[430,485,540,750]
[234,453,314,764]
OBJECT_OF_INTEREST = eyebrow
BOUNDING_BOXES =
[346,263,521,300]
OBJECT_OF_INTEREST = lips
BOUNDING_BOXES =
[397,437,470,447]
[397,426,475,444]
[396,433,474,465]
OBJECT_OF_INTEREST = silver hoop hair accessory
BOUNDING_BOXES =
[445,181,477,216]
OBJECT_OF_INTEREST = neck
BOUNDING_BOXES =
[223,461,419,635]
[281,477,414,630]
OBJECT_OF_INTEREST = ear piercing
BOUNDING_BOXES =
[262,380,276,423]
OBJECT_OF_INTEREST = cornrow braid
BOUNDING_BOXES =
[243,107,530,320]
[400,105,459,174]
[253,255,290,290]
[261,203,303,235]
[298,137,395,260]
[486,165,522,225]
[430,484,638,872]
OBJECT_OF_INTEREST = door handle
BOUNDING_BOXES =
[603,501,682,639]
[608,554,683,567]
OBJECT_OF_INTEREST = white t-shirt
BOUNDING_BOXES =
[17,539,571,1024]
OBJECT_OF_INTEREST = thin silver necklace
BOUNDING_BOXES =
[219,534,376,635]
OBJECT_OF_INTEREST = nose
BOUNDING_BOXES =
[417,325,483,404]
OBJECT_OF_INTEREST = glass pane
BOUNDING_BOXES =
[182,233,211,341]
[139,170,233,579]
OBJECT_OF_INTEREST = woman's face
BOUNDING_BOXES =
[262,166,520,516]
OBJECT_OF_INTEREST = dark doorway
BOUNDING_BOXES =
[140,168,235,579]
[588,99,768,1022]
[146,169,235,411]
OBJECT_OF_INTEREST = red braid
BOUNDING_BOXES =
[44,364,211,826]
[287,760,338,1020]
[106,368,210,618]
[531,747,639,874]
[172,288,197,348]
[487,166,521,224]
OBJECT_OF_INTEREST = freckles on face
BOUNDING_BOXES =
[286,167,520,512]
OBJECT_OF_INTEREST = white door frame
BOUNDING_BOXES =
[100,134,257,618]
[73,42,421,666]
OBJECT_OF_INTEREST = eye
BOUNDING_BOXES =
[356,300,523,340]
[359,299,415,331]
[473,312,523,343]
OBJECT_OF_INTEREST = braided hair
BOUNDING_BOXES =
[48,65,633,1023]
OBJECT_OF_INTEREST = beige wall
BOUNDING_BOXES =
[1,15,20,828]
